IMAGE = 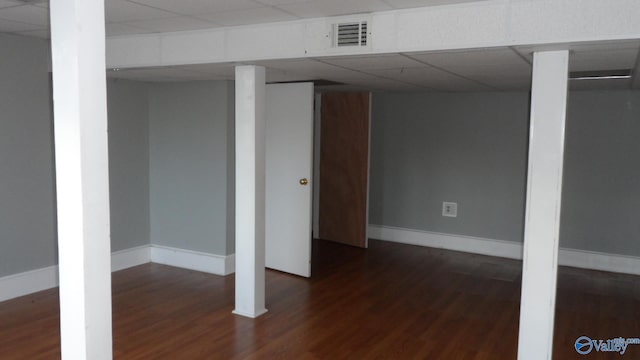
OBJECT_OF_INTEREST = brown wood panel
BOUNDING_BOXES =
[1,240,639,359]
[318,92,369,248]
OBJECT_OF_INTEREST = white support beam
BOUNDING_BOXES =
[233,65,268,318]
[106,0,640,69]
[50,0,113,359]
[517,50,569,360]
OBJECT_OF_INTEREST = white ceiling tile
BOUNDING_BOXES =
[570,48,639,72]
[108,67,206,81]
[0,5,48,26]
[124,16,218,33]
[569,78,632,91]
[265,70,314,83]
[254,0,315,5]
[105,0,176,23]
[317,54,425,70]
[365,66,491,91]
[16,28,49,38]
[195,7,297,27]
[0,17,42,32]
[96,41,635,91]
[446,66,530,90]
[409,48,530,69]
[516,40,640,62]
[478,76,531,90]
[516,41,640,75]
[344,76,423,90]
[276,0,391,18]
[569,40,640,53]
[405,48,531,89]
[254,58,353,76]
[0,0,21,8]
[128,0,263,16]
[106,22,154,36]
[382,0,488,9]
[262,61,368,82]
[179,63,236,77]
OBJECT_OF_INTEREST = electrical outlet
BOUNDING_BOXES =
[442,202,457,217]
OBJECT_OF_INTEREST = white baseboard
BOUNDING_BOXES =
[368,224,523,260]
[111,245,151,272]
[0,265,59,303]
[558,247,640,276]
[0,244,235,303]
[0,245,153,303]
[369,225,640,276]
[150,245,235,276]
[225,254,236,276]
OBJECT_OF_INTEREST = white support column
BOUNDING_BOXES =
[50,1,112,359]
[517,50,569,360]
[233,65,268,318]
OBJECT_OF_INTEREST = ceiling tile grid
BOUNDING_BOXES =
[0,17,42,32]
[404,48,532,90]
[122,16,218,33]
[127,0,265,16]
[272,0,391,18]
[0,2,51,38]
[316,54,425,71]
[194,6,297,27]
[0,4,47,24]
[106,22,155,37]
[105,0,176,23]
[0,0,21,9]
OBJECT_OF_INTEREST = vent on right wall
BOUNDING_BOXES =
[333,21,368,47]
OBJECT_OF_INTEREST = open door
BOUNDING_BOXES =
[318,92,370,248]
[265,82,314,277]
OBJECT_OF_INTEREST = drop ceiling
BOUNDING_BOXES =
[107,42,640,92]
[0,0,487,38]
[1,0,639,92]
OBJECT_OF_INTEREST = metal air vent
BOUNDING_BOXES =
[333,21,368,47]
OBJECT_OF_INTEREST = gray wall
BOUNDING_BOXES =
[561,90,640,256]
[369,92,530,243]
[107,79,150,252]
[148,81,235,255]
[225,83,236,254]
[1,33,235,277]
[0,33,152,277]
[0,35,56,277]
[370,90,640,257]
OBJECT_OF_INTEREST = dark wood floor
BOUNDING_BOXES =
[1,239,639,359]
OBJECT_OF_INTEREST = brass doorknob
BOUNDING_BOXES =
[299,178,308,185]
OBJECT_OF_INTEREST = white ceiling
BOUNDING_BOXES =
[1,0,639,91]
[107,42,640,92]
[0,0,486,37]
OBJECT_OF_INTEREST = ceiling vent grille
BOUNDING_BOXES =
[333,21,368,47]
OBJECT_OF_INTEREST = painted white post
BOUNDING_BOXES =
[517,50,569,360]
[50,0,112,359]
[233,65,268,318]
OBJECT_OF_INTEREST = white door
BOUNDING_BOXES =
[265,82,314,278]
